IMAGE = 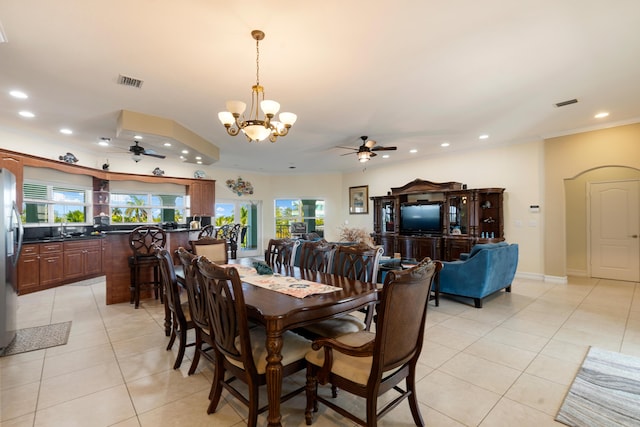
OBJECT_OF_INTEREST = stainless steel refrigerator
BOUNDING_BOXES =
[1,168,23,353]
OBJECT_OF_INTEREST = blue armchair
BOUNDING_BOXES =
[439,242,518,308]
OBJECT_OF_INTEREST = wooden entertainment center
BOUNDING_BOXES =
[371,179,505,261]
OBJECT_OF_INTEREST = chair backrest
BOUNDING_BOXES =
[176,247,208,331]
[216,223,242,250]
[371,258,442,381]
[197,256,258,376]
[198,224,216,238]
[332,243,384,283]
[129,225,166,256]
[265,238,300,272]
[190,237,228,264]
[299,240,335,273]
[155,246,185,323]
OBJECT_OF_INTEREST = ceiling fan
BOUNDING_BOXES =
[338,136,397,162]
[129,141,166,162]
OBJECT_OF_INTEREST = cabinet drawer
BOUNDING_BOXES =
[40,242,63,253]
[63,239,102,251]
[22,244,39,255]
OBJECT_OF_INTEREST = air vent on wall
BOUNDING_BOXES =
[554,98,578,108]
[117,74,144,89]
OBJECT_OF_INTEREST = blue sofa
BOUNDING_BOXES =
[439,242,518,308]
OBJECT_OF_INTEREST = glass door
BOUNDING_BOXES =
[215,199,261,257]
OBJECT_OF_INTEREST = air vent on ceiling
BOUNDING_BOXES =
[554,98,578,108]
[117,74,144,89]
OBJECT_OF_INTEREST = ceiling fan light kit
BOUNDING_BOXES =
[129,140,166,162]
[218,30,297,143]
[341,136,397,163]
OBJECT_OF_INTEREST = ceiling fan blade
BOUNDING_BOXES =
[143,152,166,159]
[336,146,358,151]
[371,146,397,151]
[370,152,377,157]
[340,152,356,156]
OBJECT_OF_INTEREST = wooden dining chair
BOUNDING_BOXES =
[128,225,166,308]
[196,256,311,426]
[296,241,366,341]
[190,237,228,264]
[197,224,216,238]
[176,247,216,376]
[155,246,195,370]
[265,238,299,275]
[304,258,442,427]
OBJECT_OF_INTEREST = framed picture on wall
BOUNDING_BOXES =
[349,185,369,214]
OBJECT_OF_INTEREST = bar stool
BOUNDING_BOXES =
[128,225,167,308]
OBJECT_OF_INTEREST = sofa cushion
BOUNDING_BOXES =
[466,241,509,259]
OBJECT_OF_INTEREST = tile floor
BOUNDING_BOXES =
[1,274,639,426]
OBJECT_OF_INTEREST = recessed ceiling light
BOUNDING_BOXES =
[594,112,609,119]
[18,111,35,118]
[59,128,73,135]
[195,156,202,160]
[197,161,202,165]
[9,90,28,99]
[441,142,450,147]
[134,135,143,140]
[181,149,189,154]
[479,134,489,140]
[98,137,110,146]
[163,142,172,147]
[409,149,418,154]
[382,154,390,159]
[179,155,185,160]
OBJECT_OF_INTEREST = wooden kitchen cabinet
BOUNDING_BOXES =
[18,242,64,294]
[63,240,102,280]
[188,180,215,216]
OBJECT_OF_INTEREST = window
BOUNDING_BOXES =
[110,193,185,224]
[215,200,261,256]
[275,199,324,238]
[22,182,90,224]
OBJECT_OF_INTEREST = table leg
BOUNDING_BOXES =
[265,327,284,427]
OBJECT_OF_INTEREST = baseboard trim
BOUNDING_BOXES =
[566,269,588,277]
[515,272,545,281]
[543,275,568,284]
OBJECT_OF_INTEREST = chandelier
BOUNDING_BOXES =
[218,30,297,143]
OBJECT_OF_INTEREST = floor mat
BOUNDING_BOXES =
[1,321,72,357]
[556,346,640,427]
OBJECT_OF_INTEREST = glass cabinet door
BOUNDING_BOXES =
[381,199,395,233]
[448,195,469,234]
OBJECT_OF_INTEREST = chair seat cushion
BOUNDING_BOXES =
[306,331,375,385]
[180,301,192,322]
[227,327,311,375]
[300,314,365,338]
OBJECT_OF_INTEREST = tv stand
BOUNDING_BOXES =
[371,179,504,261]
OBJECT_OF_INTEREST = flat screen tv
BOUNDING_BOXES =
[400,202,443,235]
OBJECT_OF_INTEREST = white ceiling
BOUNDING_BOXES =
[1,1,639,174]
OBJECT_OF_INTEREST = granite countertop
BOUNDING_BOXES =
[23,234,106,244]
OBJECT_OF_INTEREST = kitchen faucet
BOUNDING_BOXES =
[60,221,67,237]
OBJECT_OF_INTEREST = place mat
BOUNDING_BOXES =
[556,346,640,427]
[241,274,341,298]
[1,321,72,357]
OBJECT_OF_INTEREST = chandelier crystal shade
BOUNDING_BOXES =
[218,30,297,143]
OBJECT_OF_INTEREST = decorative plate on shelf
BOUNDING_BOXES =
[194,170,205,179]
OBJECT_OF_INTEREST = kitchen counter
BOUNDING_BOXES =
[23,234,106,244]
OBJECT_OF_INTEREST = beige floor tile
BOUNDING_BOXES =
[479,397,563,427]
[33,384,136,427]
[37,361,124,409]
[504,373,567,416]
[42,343,116,379]
[438,316,497,337]
[419,405,466,427]
[0,348,44,369]
[524,354,580,386]
[484,326,550,352]
[138,388,242,427]
[0,358,43,390]
[118,346,183,382]
[425,324,480,351]
[419,340,460,369]
[552,326,623,351]
[464,338,538,371]
[0,413,35,427]
[439,352,521,394]
[499,316,561,338]
[43,327,110,357]
[108,417,141,427]
[127,366,211,414]
[111,330,172,359]
[416,370,501,426]
[539,339,589,364]
[0,382,39,422]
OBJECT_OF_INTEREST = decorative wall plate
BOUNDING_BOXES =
[194,170,205,179]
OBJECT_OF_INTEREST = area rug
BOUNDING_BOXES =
[0,321,71,357]
[556,346,640,427]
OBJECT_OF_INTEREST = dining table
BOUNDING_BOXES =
[176,259,380,427]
